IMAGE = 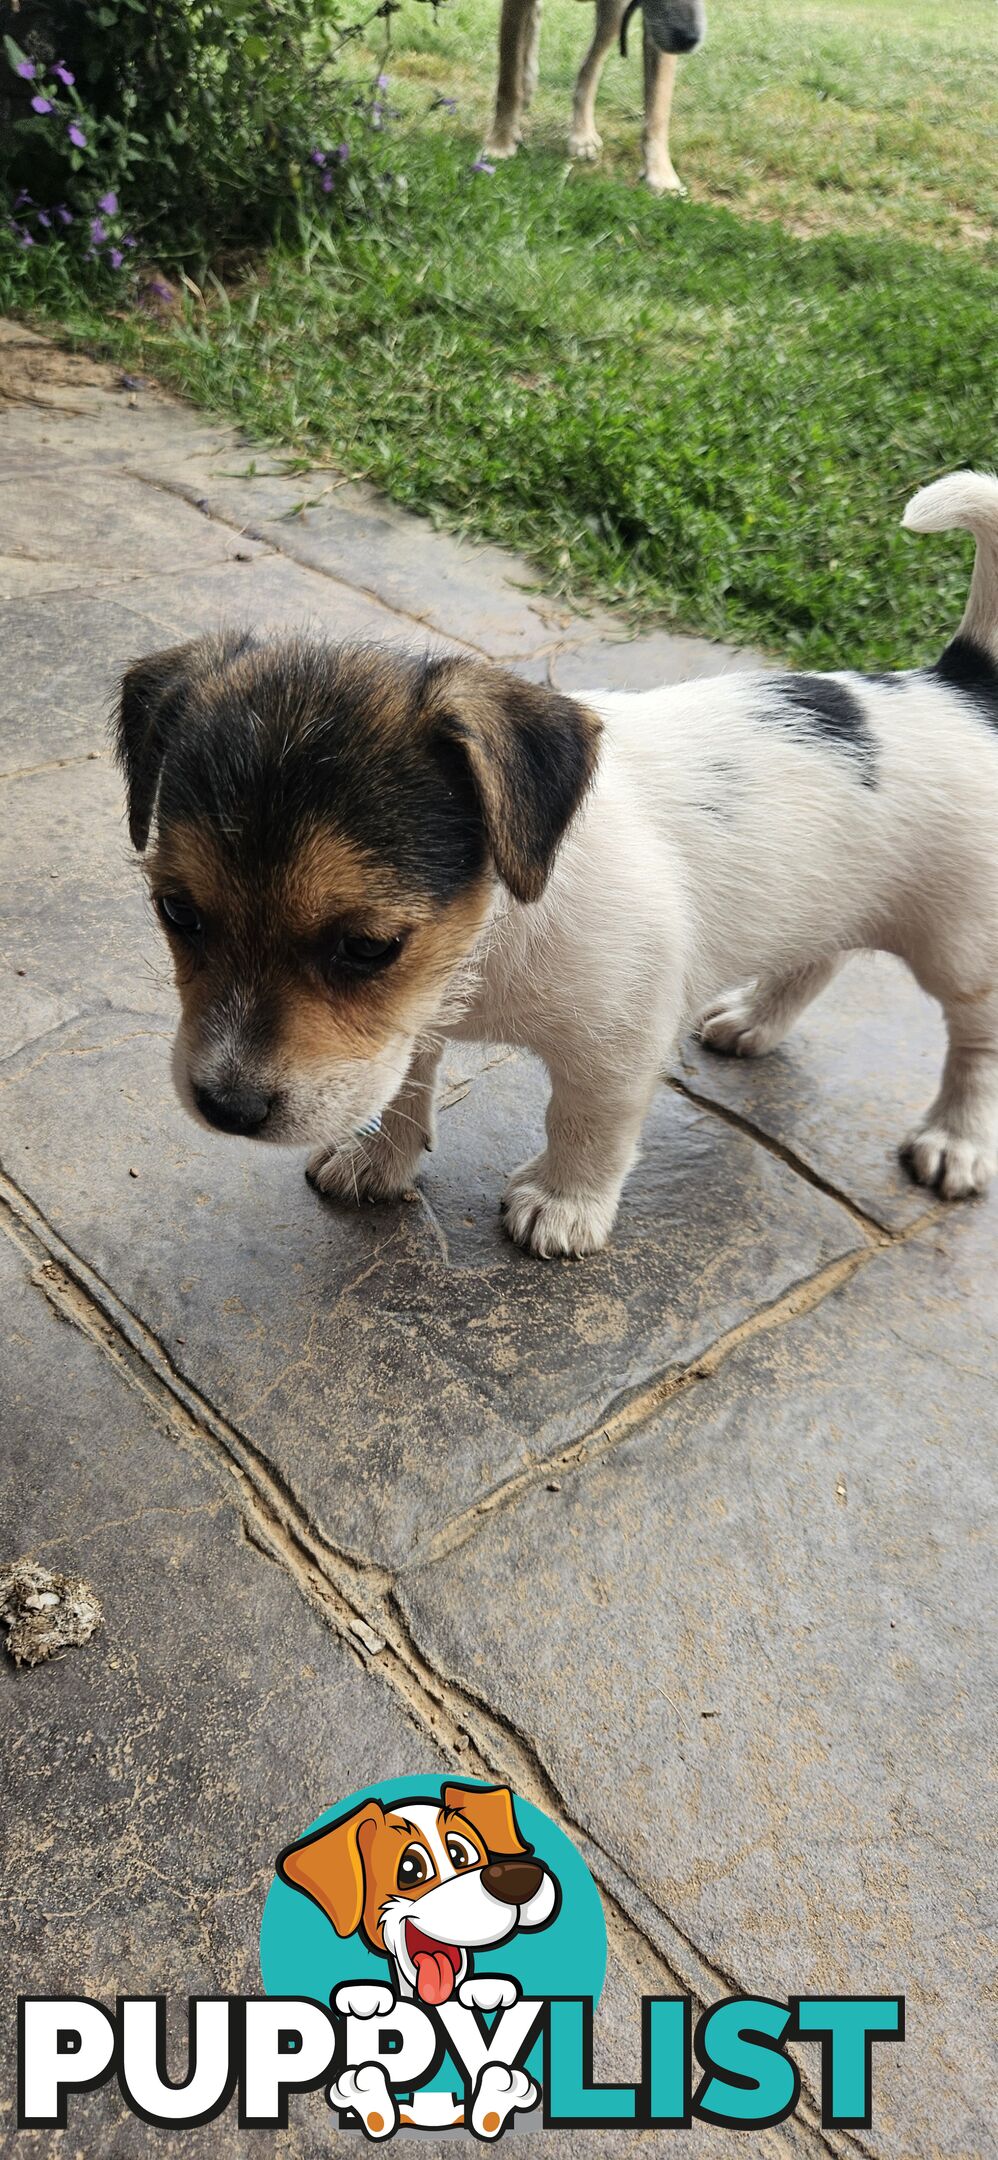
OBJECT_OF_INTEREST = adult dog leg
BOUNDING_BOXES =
[502,1058,661,1257]
[699,958,844,1059]
[569,0,624,161]
[902,981,998,1199]
[307,1040,442,1204]
[641,31,683,194]
[486,0,540,156]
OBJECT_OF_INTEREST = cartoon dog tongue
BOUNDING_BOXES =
[413,1947,457,2005]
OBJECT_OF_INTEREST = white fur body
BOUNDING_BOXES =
[310,473,998,1254]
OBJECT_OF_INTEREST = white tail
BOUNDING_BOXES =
[903,469,998,665]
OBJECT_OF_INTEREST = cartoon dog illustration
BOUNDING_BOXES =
[278,1782,559,2137]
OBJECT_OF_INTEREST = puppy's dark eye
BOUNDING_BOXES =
[397,1844,431,1889]
[157,893,202,936]
[328,932,404,977]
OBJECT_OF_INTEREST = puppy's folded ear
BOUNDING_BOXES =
[442,1781,530,1858]
[277,1799,385,1936]
[114,631,253,851]
[420,659,601,903]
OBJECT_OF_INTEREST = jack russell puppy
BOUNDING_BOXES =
[278,1782,558,2136]
[116,471,998,1258]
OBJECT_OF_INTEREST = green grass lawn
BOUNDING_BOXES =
[9,0,997,666]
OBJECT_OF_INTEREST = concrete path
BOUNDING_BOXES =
[0,322,994,2159]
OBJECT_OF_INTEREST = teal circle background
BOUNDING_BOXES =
[260,1775,606,2081]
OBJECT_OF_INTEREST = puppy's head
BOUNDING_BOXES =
[115,634,599,1146]
[278,1783,559,2003]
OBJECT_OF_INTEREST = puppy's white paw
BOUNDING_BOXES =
[901,1123,995,1200]
[330,2062,397,2139]
[698,988,784,1059]
[333,1983,395,2020]
[307,1131,420,1206]
[458,1974,520,2012]
[502,1159,617,1258]
[568,126,602,160]
[471,2063,537,2138]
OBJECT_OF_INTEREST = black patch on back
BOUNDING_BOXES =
[934,635,998,725]
[762,673,877,783]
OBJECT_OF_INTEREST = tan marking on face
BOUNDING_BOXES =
[275,877,493,1075]
[146,819,238,924]
[149,809,491,1098]
[279,826,419,937]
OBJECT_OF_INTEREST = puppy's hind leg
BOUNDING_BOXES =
[699,957,843,1059]
[902,980,998,1200]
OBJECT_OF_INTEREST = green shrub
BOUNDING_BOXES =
[0,0,398,271]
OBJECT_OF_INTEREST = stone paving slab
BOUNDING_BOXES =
[128,458,603,664]
[675,953,947,1231]
[0,1218,775,2160]
[0,1016,860,1571]
[0,1227,443,2157]
[1,760,164,1057]
[2,323,995,2160]
[0,465,265,603]
[396,1199,998,2160]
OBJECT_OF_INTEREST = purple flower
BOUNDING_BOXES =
[471,157,495,175]
[337,142,349,161]
[18,228,34,248]
[90,216,107,245]
[123,233,136,248]
[55,204,73,225]
[15,59,36,80]
[68,121,87,147]
[31,93,53,113]
[52,60,75,86]
[98,189,118,214]
[377,72,389,89]
[321,173,334,192]
[37,209,51,228]
[13,190,32,210]
[310,149,326,166]
[109,247,124,269]
[432,94,458,112]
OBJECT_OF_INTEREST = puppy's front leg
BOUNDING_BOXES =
[307,1041,442,1206]
[502,1060,659,1258]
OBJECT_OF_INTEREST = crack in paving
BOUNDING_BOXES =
[0,1160,886,2157]
[666,1072,934,1245]
[126,464,594,669]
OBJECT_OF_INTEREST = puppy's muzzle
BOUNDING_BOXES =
[194,1081,272,1136]
[480,1859,545,1905]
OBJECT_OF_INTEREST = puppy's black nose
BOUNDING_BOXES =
[666,27,699,50]
[194,1083,271,1135]
[481,1860,545,1906]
